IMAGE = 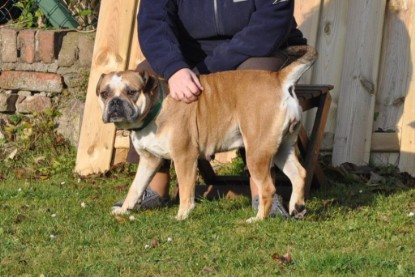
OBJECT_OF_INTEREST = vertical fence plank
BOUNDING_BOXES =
[398,0,415,176]
[294,0,322,134]
[294,0,322,84]
[75,0,139,175]
[371,2,413,166]
[311,0,348,150]
[332,0,387,166]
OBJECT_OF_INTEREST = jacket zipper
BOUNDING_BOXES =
[213,0,223,35]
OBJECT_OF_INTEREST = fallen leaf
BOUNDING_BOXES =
[114,216,129,223]
[4,131,13,140]
[378,214,390,222]
[15,214,27,224]
[56,135,64,144]
[38,175,49,180]
[395,179,407,189]
[113,185,128,192]
[203,266,215,273]
[321,198,337,207]
[7,148,18,160]
[1,258,13,266]
[14,168,27,179]
[19,259,28,266]
[366,171,385,186]
[339,162,372,181]
[34,156,46,164]
[150,237,160,248]
[272,253,292,266]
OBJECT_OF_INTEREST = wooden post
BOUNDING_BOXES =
[332,0,387,166]
[75,0,139,175]
[128,2,145,70]
[398,0,415,176]
[112,0,144,164]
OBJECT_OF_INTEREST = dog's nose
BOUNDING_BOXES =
[109,98,122,109]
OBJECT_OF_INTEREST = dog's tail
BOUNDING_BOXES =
[278,46,317,134]
[278,45,318,86]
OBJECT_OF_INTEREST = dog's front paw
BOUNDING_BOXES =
[175,210,191,221]
[175,208,193,221]
[175,203,195,221]
[111,206,130,215]
[246,214,266,223]
[175,214,188,221]
[246,217,258,223]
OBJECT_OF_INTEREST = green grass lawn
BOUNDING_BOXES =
[1,161,414,276]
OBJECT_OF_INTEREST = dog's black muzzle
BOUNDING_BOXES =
[108,98,126,121]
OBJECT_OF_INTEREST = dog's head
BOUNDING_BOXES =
[96,70,157,128]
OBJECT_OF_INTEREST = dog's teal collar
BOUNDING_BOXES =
[133,81,164,131]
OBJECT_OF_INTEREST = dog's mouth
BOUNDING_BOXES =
[108,110,126,122]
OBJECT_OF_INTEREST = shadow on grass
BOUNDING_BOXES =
[302,155,415,221]
[188,153,415,222]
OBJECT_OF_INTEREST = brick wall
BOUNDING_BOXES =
[0,27,95,146]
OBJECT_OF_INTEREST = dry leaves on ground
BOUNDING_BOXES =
[272,253,292,266]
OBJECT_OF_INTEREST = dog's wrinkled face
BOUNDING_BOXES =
[96,71,155,127]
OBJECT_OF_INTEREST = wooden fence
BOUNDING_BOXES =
[75,0,415,177]
[294,0,415,176]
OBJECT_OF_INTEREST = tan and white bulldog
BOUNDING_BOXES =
[97,45,317,222]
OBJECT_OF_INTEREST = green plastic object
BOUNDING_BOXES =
[35,0,79,29]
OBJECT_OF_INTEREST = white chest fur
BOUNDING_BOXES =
[130,122,171,159]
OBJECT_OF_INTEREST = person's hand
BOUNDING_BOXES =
[168,68,203,103]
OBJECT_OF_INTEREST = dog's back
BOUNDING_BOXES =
[158,45,317,157]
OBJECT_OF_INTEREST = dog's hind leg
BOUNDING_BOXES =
[112,152,163,215]
[173,154,199,221]
[274,144,306,219]
[245,150,276,223]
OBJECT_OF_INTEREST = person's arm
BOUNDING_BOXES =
[138,0,203,103]
[196,0,301,73]
[138,0,188,80]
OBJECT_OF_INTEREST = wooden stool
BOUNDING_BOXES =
[196,84,333,199]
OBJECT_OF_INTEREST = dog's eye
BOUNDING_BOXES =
[126,88,139,96]
[100,90,109,99]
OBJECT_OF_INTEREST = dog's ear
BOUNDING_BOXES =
[96,73,106,96]
[139,70,158,93]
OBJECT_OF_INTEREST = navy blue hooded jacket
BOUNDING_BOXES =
[138,0,306,80]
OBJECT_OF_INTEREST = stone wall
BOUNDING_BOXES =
[0,27,95,146]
